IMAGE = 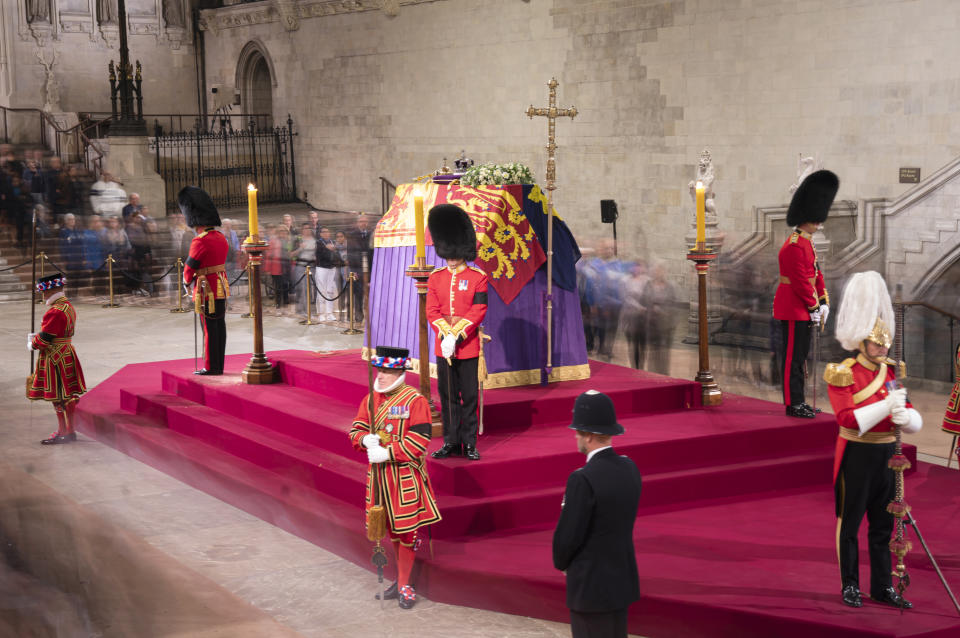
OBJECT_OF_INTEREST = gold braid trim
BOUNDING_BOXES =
[839,428,895,444]
[852,363,888,405]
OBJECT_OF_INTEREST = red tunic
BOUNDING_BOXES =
[28,295,86,402]
[349,384,442,535]
[826,354,911,481]
[943,344,960,436]
[183,228,230,313]
[425,264,488,359]
[773,230,827,320]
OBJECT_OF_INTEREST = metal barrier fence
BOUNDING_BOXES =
[151,115,297,214]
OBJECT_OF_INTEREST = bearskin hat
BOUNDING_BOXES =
[786,169,839,227]
[178,186,221,228]
[427,204,477,262]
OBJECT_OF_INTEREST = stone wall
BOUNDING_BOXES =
[1,0,197,116]
[199,0,960,280]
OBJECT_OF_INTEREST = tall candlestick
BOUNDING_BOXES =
[695,180,705,248]
[246,184,259,242]
[413,185,426,265]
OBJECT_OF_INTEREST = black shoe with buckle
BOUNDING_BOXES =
[375,581,398,601]
[464,445,480,461]
[786,403,817,418]
[398,584,416,610]
[432,443,460,459]
[40,432,77,445]
[842,585,863,608]
[872,586,912,609]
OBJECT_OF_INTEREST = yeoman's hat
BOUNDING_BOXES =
[371,346,411,369]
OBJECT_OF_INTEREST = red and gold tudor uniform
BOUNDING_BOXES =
[349,384,441,540]
[825,354,911,605]
[426,263,488,454]
[942,344,960,443]
[183,226,229,373]
[773,228,827,409]
[28,275,86,444]
[348,350,440,609]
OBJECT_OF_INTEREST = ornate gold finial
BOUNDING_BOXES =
[866,317,892,349]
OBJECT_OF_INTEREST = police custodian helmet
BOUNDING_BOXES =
[569,390,624,436]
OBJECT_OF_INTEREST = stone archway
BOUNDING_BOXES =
[236,40,276,129]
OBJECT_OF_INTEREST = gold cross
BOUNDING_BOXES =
[526,78,577,192]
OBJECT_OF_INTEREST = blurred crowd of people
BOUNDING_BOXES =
[577,239,680,373]
[0,145,376,318]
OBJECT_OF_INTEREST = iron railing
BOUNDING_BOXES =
[151,114,297,214]
[380,176,396,215]
[894,285,959,384]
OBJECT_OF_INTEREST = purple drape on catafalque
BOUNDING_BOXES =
[368,246,589,388]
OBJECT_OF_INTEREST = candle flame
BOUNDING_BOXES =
[412,184,424,199]
[248,183,257,191]
[696,181,704,190]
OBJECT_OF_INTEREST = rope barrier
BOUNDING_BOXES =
[117,261,179,285]
[0,259,31,272]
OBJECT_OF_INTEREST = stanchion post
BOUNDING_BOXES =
[685,247,721,405]
[241,240,276,384]
[35,252,46,303]
[342,272,362,335]
[170,257,187,313]
[102,254,120,308]
[299,265,316,326]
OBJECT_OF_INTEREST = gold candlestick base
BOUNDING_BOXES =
[686,248,722,406]
[406,261,443,433]
[241,240,276,385]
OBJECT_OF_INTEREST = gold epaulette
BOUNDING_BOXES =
[824,359,855,387]
[468,265,485,275]
[789,231,800,244]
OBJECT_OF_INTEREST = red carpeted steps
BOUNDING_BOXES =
[73,351,948,638]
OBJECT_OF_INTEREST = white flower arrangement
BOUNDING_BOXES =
[460,162,535,187]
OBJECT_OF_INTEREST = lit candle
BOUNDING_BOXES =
[695,180,705,248]
[413,185,425,264]
[246,183,259,243]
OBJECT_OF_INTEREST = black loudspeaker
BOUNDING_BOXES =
[600,199,618,223]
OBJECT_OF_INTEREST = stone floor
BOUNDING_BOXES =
[1,293,955,637]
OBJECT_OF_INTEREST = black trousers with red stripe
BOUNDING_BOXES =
[779,319,812,406]
[201,299,227,373]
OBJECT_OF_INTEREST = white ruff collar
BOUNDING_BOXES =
[45,291,66,305]
[374,374,406,394]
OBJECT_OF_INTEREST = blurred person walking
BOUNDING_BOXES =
[315,226,341,321]
[622,260,649,370]
[642,262,677,375]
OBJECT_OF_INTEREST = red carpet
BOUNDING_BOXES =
[74,350,959,638]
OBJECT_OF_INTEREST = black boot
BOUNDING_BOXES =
[398,584,417,610]
[464,445,481,461]
[40,432,76,445]
[786,403,817,418]
[841,585,862,608]
[432,443,460,459]
[872,586,912,609]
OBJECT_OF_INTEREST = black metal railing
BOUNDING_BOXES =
[894,289,959,384]
[380,176,396,215]
[151,114,297,214]
[83,112,276,137]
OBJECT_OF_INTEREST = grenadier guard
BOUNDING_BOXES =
[774,169,838,418]
[425,204,488,461]
[180,186,230,375]
[349,346,441,610]
[941,343,960,460]
[27,273,87,444]
[824,271,922,609]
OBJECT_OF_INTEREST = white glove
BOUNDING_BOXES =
[890,404,910,427]
[819,305,830,324]
[367,445,389,464]
[441,333,457,359]
[809,308,822,324]
[27,333,36,352]
[361,433,381,449]
[902,408,923,434]
[885,388,907,410]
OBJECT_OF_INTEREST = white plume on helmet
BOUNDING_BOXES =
[834,271,895,351]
